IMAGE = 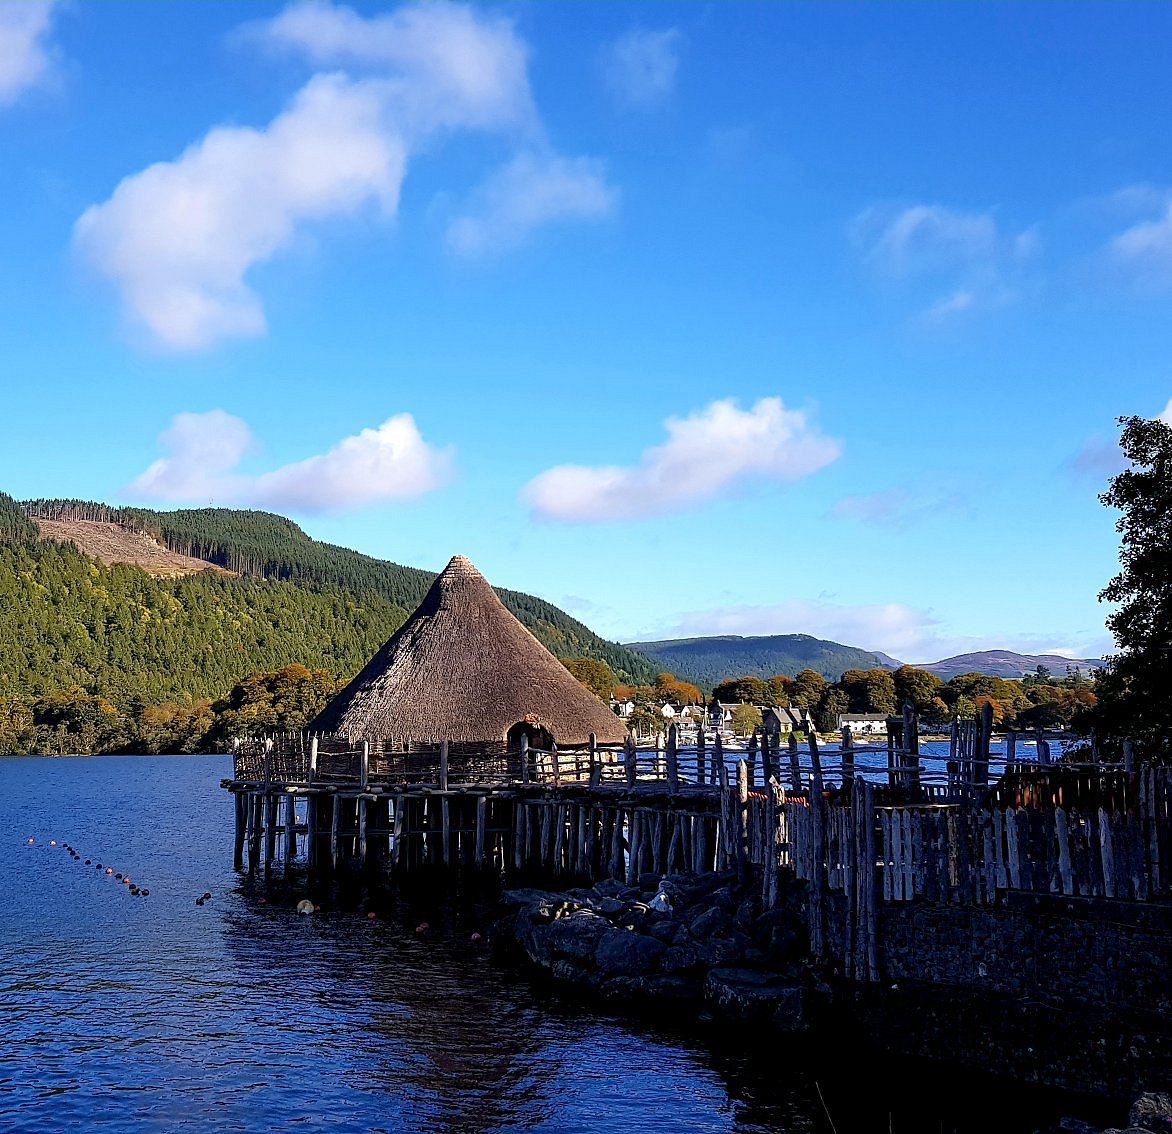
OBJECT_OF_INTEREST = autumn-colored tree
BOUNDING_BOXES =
[209,664,342,744]
[766,675,794,707]
[818,687,850,733]
[563,657,617,701]
[839,668,897,715]
[653,672,703,706]
[892,665,943,713]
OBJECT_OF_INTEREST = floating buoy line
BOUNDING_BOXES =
[23,835,151,898]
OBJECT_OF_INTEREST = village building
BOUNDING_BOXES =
[763,705,815,736]
[311,555,627,748]
[836,711,889,735]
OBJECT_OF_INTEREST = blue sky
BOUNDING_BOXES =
[2,1,1170,662]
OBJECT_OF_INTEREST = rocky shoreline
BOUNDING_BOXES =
[493,868,828,1028]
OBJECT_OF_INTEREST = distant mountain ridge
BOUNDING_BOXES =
[625,633,1105,692]
[917,650,1106,680]
[626,634,888,691]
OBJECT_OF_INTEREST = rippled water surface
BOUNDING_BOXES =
[2,755,1117,1133]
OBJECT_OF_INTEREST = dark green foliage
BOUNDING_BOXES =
[0,492,37,543]
[22,499,652,683]
[631,633,888,692]
[1092,416,1172,757]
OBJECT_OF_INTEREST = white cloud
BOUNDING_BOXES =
[76,1,612,350]
[1110,196,1172,285]
[851,202,1037,320]
[521,397,841,523]
[831,486,967,529]
[126,410,452,512]
[602,28,682,108]
[0,0,58,105]
[75,74,405,350]
[659,599,1109,665]
[446,151,617,256]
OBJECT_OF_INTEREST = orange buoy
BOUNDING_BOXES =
[367,912,377,920]
[26,838,33,845]
[122,877,131,885]
[50,841,56,846]
[105,868,113,875]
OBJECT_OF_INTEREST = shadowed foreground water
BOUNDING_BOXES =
[1,755,1119,1134]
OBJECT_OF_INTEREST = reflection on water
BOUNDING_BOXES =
[0,755,1118,1134]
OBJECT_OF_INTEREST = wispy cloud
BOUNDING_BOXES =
[1108,190,1172,288]
[0,0,60,106]
[126,410,452,512]
[830,486,968,529]
[521,396,841,523]
[446,151,617,256]
[601,28,682,108]
[851,201,1038,320]
[75,1,614,350]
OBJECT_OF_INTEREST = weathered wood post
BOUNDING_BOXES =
[263,792,277,876]
[360,740,369,791]
[357,796,368,868]
[885,718,898,789]
[624,733,637,788]
[1005,729,1017,773]
[903,700,921,800]
[439,740,449,791]
[786,729,802,793]
[550,741,560,785]
[747,729,758,788]
[475,795,487,865]
[737,759,750,884]
[666,723,679,794]
[712,731,724,787]
[284,792,297,866]
[309,734,319,783]
[697,723,707,785]
[1124,738,1136,772]
[840,724,855,786]
[588,732,601,788]
[520,733,530,784]
[761,725,775,784]
[233,791,247,870]
[1037,731,1051,766]
[330,796,340,870]
[808,726,822,781]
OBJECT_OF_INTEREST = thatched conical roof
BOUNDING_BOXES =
[311,555,628,745]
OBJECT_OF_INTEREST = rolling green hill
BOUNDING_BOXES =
[2,494,653,706]
[628,633,889,691]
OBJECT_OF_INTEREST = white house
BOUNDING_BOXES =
[837,712,889,735]
[763,705,815,736]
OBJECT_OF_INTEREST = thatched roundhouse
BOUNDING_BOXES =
[311,555,628,746]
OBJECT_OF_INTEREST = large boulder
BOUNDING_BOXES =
[547,912,611,962]
[593,927,667,977]
[1130,1094,1172,1133]
[703,967,808,1029]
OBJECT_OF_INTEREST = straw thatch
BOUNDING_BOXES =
[311,555,628,745]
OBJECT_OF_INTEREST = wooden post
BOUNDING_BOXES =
[520,733,530,783]
[666,723,679,794]
[976,701,993,788]
[330,796,340,870]
[737,760,750,884]
[475,795,487,866]
[761,726,775,784]
[747,730,758,788]
[308,735,319,784]
[886,718,897,789]
[1037,729,1051,767]
[551,741,560,785]
[233,791,247,870]
[357,796,368,868]
[263,793,276,875]
[697,724,707,785]
[439,741,449,791]
[284,793,297,865]
[840,725,855,786]
[441,796,451,866]
[788,730,802,793]
[713,732,724,787]
[360,740,369,790]
[624,734,637,787]
[1123,738,1136,773]
[305,794,318,869]
[588,732,601,788]
[808,727,822,780]
[904,701,921,800]
[1005,730,1017,772]
[808,766,826,957]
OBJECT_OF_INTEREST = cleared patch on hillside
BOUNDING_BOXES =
[33,518,235,578]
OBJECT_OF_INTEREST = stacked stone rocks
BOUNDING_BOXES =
[495,869,826,1028]
[1038,1093,1172,1134]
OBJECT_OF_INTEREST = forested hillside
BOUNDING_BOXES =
[0,493,652,753]
[21,498,652,682]
[630,633,888,691]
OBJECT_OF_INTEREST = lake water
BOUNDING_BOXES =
[1,755,1118,1133]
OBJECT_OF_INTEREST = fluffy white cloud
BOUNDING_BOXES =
[76,74,405,350]
[0,0,58,105]
[602,28,682,108]
[447,152,617,256]
[76,1,612,350]
[521,397,841,523]
[126,410,452,512]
